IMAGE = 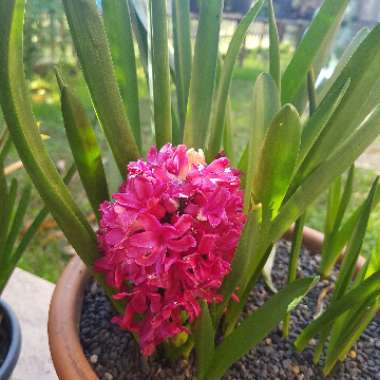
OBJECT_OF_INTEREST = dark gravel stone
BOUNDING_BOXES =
[80,241,380,379]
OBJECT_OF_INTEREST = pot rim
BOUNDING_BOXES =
[0,298,22,380]
[47,226,364,380]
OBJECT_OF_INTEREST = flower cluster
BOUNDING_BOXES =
[95,144,245,355]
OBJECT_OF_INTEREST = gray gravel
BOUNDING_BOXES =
[79,241,380,380]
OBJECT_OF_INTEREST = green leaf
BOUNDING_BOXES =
[149,0,172,147]
[172,0,192,136]
[12,164,77,266]
[333,177,378,300]
[129,0,149,77]
[62,0,140,173]
[320,166,355,276]
[281,0,349,107]
[244,73,280,211]
[56,72,109,218]
[0,178,18,258]
[207,277,318,380]
[253,104,301,220]
[295,269,380,352]
[314,177,378,361]
[334,166,355,229]
[206,0,265,160]
[367,233,380,278]
[324,176,342,238]
[102,0,142,149]
[298,78,350,169]
[3,184,31,258]
[317,28,369,103]
[223,97,234,163]
[210,212,258,326]
[324,294,380,375]
[323,185,380,277]
[268,0,280,90]
[270,105,380,245]
[193,302,215,380]
[307,68,317,115]
[0,0,98,269]
[0,165,77,294]
[0,133,12,164]
[283,213,306,337]
[184,0,223,150]
[300,24,380,176]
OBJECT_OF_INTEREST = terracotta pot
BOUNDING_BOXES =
[47,226,364,380]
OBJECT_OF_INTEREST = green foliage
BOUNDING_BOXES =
[1,0,380,377]
[103,0,142,149]
[184,0,223,149]
[56,71,109,218]
[62,0,140,173]
[206,0,265,160]
[0,128,77,293]
[206,277,318,380]
[295,178,380,375]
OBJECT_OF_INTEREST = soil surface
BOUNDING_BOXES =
[80,241,380,380]
[0,311,10,369]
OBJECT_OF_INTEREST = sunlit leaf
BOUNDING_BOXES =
[62,0,140,173]
[184,0,223,150]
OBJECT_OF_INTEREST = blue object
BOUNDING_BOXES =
[0,299,21,380]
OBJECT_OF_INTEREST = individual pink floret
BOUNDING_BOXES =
[95,144,245,355]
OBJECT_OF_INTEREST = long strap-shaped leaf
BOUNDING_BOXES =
[3,184,31,258]
[244,73,280,211]
[62,0,140,174]
[320,166,355,276]
[324,295,380,375]
[317,27,369,103]
[268,0,280,90]
[0,165,77,294]
[129,0,149,77]
[172,0,192,137]
[299,24,380,178]
[207,277,318,380]
[253,104,301,221]
[56,72,109,218]
[210,212,257,325]
[295,270,380,352]
[312,177,378,362]
[193,302,215,380]
[0,178,17,260]
[333,177,378,300]
[269,105,380,245]
[206,0,264,160]
[281,0,349,106]
[0,0,98,268]
[297,77,350,169]
[102,0,142,149]
[149,0,172,147]
[184,0,223,150]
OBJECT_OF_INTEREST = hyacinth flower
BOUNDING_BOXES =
[2,0,380,378]
[95,144,245,355]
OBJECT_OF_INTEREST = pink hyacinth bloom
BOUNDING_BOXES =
[95,144,245,355]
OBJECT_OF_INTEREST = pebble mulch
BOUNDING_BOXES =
[80,241,380,380]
